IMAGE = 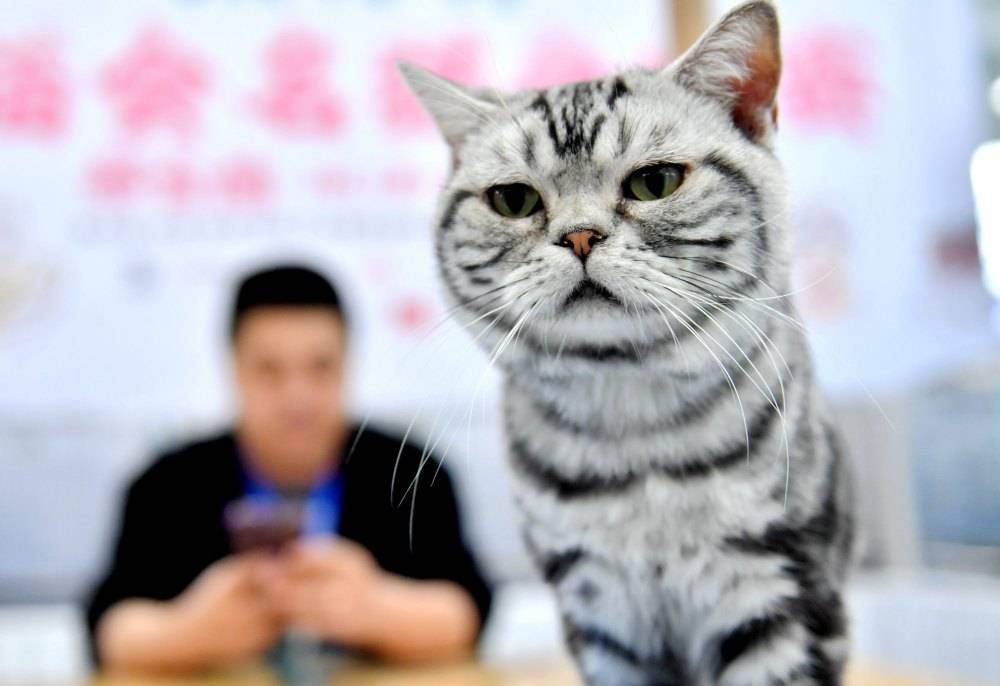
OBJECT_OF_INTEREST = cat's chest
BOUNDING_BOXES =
[503,372,788,568]
[514,466,780,556]
[516,472,787,651]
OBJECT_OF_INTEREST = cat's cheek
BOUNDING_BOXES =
[618,208,662,244]
[615,200,669,223]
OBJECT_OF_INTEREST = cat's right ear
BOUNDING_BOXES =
[397,61,499,149]
[670,0,781,145]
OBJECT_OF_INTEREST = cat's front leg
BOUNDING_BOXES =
[565,621,662,686]
[535,545,685,686]
[710,611,847,686]
[713,636,842,686]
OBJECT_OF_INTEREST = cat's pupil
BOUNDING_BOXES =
[503,186,526,213]
[643,169,665,197]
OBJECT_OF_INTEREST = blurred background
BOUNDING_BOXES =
[0,0,998,682]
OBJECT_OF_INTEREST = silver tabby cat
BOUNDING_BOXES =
[402,2,854,684]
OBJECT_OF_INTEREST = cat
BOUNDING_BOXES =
[401,2,854,684]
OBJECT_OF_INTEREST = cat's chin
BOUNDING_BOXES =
[540,306,638,345]
[562,279,623,311]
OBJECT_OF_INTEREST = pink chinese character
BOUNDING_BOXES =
[780,26,878,139]
[376,33,483,133]
[218,157,271,205]
[101,28,208,138]
[516,31,610,89]
[0,35,69,138]
[382,166,421,195]
[792,204,852,320]
[391,294,436,335]
[251,30,346,136]
[154,160,200,206]
[87,157,143,201]
[314,166,360,197]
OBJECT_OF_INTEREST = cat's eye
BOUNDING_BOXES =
[623,163,685,201]
[487,183,542,219]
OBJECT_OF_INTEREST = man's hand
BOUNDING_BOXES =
[270,537,480,663]
[170,554,285,665]
[97,554,285,673]
[270,538,390,648]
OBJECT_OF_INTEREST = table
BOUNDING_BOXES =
[84,661,986,686]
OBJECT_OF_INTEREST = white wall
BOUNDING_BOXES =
[0,0,664,599]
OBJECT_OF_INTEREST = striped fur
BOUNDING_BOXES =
[403,2,854,684]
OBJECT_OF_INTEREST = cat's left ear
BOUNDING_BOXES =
[671,0,781,145]
[398,61,499,150]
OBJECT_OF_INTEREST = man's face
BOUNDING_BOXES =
[233,306,347,482]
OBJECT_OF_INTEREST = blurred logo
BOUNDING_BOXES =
[251,29,347,137]
[101,28,209,139]
[781,26,879,139]
[0,34,69,139]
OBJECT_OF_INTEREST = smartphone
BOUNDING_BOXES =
[223,496,305,554]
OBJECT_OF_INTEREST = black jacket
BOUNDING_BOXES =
[84,426,493,665]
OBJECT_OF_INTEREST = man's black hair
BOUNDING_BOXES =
[230,264,346,340]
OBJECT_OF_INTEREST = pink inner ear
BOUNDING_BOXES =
[729,46,780,140]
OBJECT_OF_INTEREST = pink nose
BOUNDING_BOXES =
[559,229,605,260]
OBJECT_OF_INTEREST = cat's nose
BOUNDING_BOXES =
[559,228,605,261]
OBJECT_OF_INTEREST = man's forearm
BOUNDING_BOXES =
[96,600,206,674]
[366,577,481,663]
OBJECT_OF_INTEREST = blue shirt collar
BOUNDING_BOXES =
[236,449,343,538]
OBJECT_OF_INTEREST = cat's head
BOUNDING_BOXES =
[403,1,789,366]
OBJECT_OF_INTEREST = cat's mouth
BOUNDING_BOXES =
[563,279,623,309]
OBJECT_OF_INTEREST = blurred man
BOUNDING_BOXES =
[86,265,492,674]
